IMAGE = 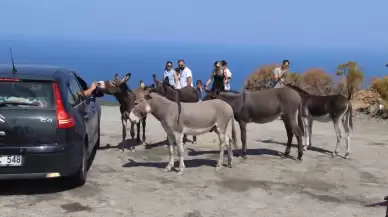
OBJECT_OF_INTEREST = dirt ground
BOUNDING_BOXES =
[1,106,388,217]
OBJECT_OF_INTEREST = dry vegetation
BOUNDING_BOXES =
[244,61,388,118]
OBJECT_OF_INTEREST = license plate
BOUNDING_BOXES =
[0,155,23,167]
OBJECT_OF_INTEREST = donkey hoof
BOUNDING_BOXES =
[228,163,233,168]
[164,165,173,172]
[192,141,197,144]
[332,151,338,157]
[344,153,350,159]
[215,165,222,171]
[177,169,184,175]
[303,146,308,151]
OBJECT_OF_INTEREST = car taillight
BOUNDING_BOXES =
[53,83,75,129]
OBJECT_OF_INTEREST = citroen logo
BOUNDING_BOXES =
[0,114,4,123]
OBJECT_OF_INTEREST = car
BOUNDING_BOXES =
[0,64,103,187]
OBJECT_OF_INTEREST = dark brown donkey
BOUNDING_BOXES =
[203,84,305,160]
[285,84,353,159]
[97,73,147,151]
[152,74,202,144]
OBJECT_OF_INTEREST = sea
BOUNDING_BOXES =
[0,36,387,102]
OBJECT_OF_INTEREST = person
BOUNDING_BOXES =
[177,59,193,88]
[222,60,232,91]
[140,80,145,89]
[204,61,228,93]
[174,67,181,89]
[273,60,290,88]
[163,61,175,87]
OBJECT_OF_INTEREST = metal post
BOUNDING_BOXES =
[384,196,388,217]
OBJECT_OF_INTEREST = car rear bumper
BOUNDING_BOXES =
[0,143,82,180]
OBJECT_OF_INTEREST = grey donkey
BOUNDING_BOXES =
[128,88,238,175]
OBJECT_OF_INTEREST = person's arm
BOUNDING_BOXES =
[79,82,97,97]
[174,71,179,88]
[273,68,280,81]
[223,69,229,84]
[205,72,215,88]
[186,69,192,87]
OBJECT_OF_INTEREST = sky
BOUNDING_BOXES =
[0,0,387,50]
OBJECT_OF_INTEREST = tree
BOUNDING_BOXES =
[336,61,364,100]
[300,68,333,95]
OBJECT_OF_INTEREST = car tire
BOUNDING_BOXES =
[67,144,87,188]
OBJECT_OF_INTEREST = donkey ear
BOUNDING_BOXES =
[144,94,152,100]
[114,73,119,81]
[121,73,131,83]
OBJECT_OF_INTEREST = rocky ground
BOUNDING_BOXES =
[0,106,388,217]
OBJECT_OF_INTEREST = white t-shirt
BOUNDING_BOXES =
[225,68,232,78]
[273,67,285,81]
[179,67,193,87]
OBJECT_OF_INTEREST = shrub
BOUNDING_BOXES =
[245,64,278,91]
[371,76,388,101]
[300,68,333,95]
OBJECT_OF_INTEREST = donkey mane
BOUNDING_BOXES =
[285,83,310,95]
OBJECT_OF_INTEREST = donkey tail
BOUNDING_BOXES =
[230,117,238,150]
[176,91,182,123]
[297,102,305,137]
[348,102,353,130]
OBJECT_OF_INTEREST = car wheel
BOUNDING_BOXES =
[67,144,87,188]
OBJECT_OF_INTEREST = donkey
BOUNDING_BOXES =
[202,62,305,160]
[152,74,202,144]
[97,73,147,151]
[285,84,353,159]
[128,88,238,175]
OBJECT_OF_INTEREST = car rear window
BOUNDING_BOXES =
[0,81,55,109]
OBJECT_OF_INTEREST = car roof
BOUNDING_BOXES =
[0,64,75,81]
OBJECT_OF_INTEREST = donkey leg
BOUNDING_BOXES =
[183,134,188,144]
[176,133,186,175]
[164,132,175,172]
[283,120,294,157]
[192,135,197,144]
[136,122,141,144]
[287,111,304,160]
[343,113,351,159]
[225,134,233,168]
[239,121,248,159]
[302,117,310,151]
[308,119,313,149]
[332,116,344,157]
[214,128,226,171]
[130,122,135,139]
[120,119,127,151]
[142,116,147,144]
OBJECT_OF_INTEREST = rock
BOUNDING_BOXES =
[367,104,379,115]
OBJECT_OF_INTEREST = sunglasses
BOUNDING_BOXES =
[167,65,172,67]
[179,65,184,68]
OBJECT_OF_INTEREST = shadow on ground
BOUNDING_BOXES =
[187,148,281,157]
[0,179,76,196]
[258,139,333,155]
[122,158,216,169]
[98,138,141,150]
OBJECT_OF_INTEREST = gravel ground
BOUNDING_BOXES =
[1,106,388,217]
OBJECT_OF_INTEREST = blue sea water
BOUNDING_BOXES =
[0,37,387,101]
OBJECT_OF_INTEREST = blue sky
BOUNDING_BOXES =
[0,0,387,49]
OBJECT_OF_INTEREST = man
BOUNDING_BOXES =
[177,59,193,88]
[222,60,232,91]
[273,60,290,88]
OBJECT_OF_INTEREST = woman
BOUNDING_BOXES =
[163,61,175,87]
[174,67,181,89]
[204,61,228,93]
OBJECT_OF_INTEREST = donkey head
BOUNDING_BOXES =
[97,73,131,95]
[129,88,153,123]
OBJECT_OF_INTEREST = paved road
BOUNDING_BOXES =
[1,106,388,217]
